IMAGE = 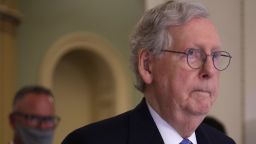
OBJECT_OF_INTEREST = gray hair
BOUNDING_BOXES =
[12,85,54,111]
[130,0,209,92]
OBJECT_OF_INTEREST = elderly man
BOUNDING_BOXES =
[62,0,235,144]
[9,85,60,144]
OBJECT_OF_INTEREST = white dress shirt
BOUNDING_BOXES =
[147,102,197,144]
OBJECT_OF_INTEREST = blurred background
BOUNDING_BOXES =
[0,0,255,144]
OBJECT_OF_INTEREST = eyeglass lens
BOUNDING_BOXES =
[13,112,60,128]
[187,48,231,71]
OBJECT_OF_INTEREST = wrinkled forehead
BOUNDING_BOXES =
[168,18,221,51]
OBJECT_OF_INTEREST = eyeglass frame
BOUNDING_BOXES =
[161,48,232,71]
[12,111,60,129]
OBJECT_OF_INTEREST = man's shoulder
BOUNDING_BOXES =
[196,123,236,144]
[80,110,131,133]
[62,99,154,144]
[62,110,132,144]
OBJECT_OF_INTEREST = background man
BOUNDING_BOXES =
[62,0,235,143]
[9,85,60,144]
[203,116,227,134]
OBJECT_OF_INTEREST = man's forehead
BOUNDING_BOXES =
[14,93,54,111]
[168,18,221,48]
[22,93,53,102]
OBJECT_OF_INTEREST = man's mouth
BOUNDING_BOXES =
[192,89,211,97]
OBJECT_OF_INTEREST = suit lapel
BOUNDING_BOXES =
[128,98,164,144]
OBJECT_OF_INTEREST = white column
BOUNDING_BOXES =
[244,0,256,143]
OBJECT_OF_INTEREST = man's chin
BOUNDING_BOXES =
[189,104,211,116]
[193,110,209,116]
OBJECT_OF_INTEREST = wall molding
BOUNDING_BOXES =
[39,32,132,114]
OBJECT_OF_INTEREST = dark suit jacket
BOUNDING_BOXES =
[62,99,236,144]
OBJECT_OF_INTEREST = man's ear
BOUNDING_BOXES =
[138,49,153,84]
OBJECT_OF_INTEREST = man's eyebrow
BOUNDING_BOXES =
[191,43,222,51]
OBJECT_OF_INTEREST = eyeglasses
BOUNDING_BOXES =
[13,112,60,129]
[161,48,232,71]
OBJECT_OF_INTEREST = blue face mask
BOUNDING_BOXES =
[16,124,54,144]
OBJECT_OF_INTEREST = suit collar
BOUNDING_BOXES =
[128,98,164,144]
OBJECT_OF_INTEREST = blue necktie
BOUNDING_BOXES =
[179,138,192,144]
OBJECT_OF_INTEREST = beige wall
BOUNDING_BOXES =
[145,0,244,143]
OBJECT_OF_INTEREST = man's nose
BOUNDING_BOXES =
[199,56,216,79]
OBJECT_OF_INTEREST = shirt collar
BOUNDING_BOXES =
[146,102,197,144]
